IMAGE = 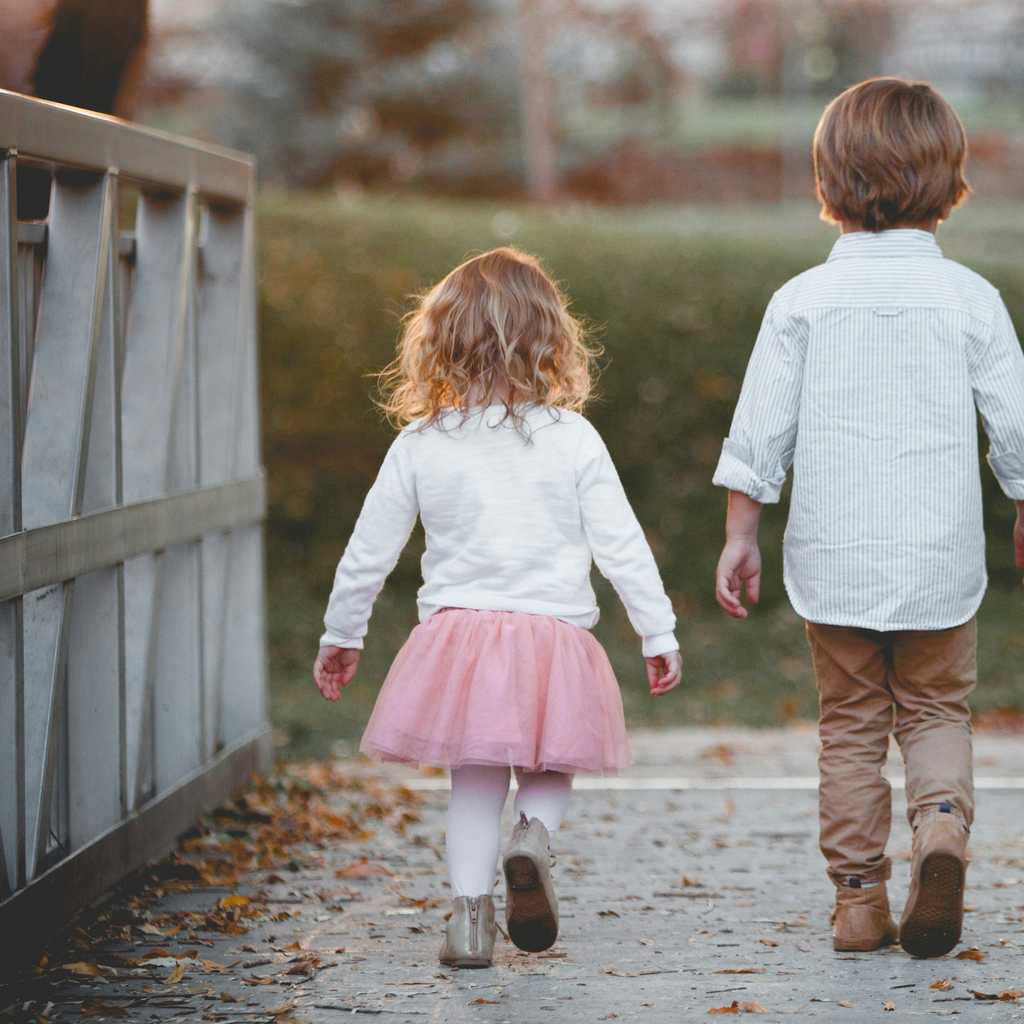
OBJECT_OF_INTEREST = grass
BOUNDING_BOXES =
[259,192,1024,760]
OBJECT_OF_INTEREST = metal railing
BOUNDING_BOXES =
[0,90,270,951]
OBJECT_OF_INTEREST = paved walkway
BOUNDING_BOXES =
[3,729,1024,1023]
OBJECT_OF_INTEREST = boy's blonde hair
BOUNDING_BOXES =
[813,77,970,232]
[378,247,598,430]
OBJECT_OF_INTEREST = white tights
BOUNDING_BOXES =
[446,765,573,897]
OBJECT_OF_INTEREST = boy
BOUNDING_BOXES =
[712,78,1024,958]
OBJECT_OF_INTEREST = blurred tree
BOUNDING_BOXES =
[210,0,518,191]
[0,0,149,217]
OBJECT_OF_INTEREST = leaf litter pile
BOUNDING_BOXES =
[1,762,426,1023]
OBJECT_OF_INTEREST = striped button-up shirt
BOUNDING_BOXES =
[713,228,1024,631]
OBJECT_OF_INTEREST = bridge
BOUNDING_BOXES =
[0,88,270,955]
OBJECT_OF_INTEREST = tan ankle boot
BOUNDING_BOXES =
[439,895,496,968]
[832,878,898,952]
[900,804,968,958]
[503,814,558,953]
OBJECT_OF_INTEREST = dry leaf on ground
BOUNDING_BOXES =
[62,962,103,977]
[883,1001,895,1012]
[715,967,766,975]
[164,962,186,986]
[80,1001,128,1019]
[956,947,986,962]
[971,990,1023,1002]
[335,858,394,879]
[931,979,953,991]
[708,1000,767,1015]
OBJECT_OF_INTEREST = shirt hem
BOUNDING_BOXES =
[782,571,987,633]
[418,594,601,628]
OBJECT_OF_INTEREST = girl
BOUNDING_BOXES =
[313,247,681,968]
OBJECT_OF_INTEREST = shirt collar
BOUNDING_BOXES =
[826,228,943,262]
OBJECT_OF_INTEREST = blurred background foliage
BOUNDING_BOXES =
[259,193,1024,758]
[143,0,1024,204]
[59,0,1018,757]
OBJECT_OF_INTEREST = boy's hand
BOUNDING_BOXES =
[1015,503,1024,570]
[646,650,682,696]
[314,646,361,701]
[715,538,762,619]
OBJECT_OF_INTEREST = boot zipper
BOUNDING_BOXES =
[469,897,479,952]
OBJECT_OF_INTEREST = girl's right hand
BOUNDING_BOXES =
[314,645,361,701]
[647,650,682,697]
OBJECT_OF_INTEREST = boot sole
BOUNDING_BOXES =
[504,854,558,952]
[439,956,492,969]
[900,851,965,958]
[833,932,897,953]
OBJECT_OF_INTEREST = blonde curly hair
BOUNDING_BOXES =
[377,247,598,431]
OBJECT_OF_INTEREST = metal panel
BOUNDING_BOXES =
[21,170,117,876]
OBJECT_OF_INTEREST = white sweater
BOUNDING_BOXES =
[320,405,678,657]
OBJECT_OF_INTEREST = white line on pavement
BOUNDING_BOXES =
[399,775,1024,791]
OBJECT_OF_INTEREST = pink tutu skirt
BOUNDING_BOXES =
[359,609,631,774]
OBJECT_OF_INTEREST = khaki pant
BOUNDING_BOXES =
[806,619,976,885]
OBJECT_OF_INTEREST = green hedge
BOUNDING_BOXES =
[259,193,1024,758]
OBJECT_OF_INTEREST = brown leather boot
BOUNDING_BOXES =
[832,877,898,952]
[900,803,968,958]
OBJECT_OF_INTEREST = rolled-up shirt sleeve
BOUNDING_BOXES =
[971,296,1024,500]
[712,297,804,504]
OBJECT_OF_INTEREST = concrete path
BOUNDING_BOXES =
[3,728,1024,1023]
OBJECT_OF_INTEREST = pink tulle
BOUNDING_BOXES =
[359,608,631,774]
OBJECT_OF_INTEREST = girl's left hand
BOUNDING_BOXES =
[314,645,361,701]
[646,650,682,697]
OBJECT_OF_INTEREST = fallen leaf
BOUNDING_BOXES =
[715,967,766,975]
[603,967,680,978]
[63,962,103,977]
[469,997,500,1005]
[758,938,779,948]
[931,979,953,991]
[335,858,394,879]
[680,875,704,887]
[837,1001,854,1009]
[598,910,620,918]
[219,894,251,909]
[138,948,172,961]
[708,1001,767,1015]
[971,990,1023,1002]
[700,743,736,766]
[956,947,987,962]
[80,1001,128,1019]
[165,962,186,986]
[883,1002,895,1012]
